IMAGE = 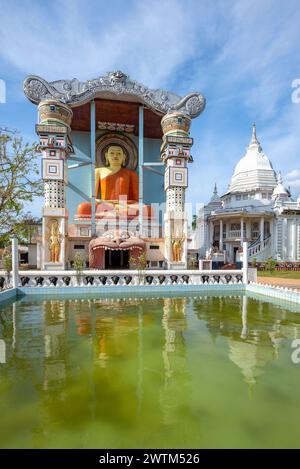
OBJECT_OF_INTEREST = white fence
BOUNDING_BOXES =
[0,269,245,289]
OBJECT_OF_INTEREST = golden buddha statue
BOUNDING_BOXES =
[77,145,151,220]
[95,145,138,202]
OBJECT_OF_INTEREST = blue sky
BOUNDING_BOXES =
[0,0,300,216]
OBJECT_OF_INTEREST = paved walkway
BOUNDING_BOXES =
[257,276,300,291]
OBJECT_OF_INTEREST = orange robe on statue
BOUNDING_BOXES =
[77,168,154,219]
[95,168,138,202]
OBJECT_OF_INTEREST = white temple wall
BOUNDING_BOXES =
[28,245,37,268]
[274,216,300,261]
[222,192,273,210]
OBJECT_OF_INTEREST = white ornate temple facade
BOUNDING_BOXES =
[199,125,300,266]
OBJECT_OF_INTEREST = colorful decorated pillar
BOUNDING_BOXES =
[161,112,193,269]
[36,100,73,270]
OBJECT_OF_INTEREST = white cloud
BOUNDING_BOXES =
[285,169,300,195]
[286,170,300,179]
[0,0,214,88]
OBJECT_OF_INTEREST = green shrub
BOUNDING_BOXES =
[129,252,147,284]
[2,250,12,285]
[265,257,276,274]
[73,253,85,284]
[2,250,12,273]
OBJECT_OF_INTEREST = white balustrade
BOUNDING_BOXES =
[0,269,245,288]
[248,235,271,258]
[228,230,247,239]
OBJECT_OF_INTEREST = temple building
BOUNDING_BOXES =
[23,71,205,270]
[198,125,300,267]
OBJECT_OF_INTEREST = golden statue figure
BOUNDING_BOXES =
[95,145,138,202]
[77,145,151,220]
[48,219,62,263]
[171,236,185,262]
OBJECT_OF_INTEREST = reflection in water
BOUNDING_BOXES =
[0,294,300,448]
[161,298,190,426]
[193,294,300,387]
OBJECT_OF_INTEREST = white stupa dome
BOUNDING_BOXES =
[272,172,290,200]
[228,125,277,193]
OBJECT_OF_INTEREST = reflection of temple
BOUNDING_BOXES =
[23,71,205,270]
[193,294,300,388]
[160,298,191,426]
[1,295,300,446]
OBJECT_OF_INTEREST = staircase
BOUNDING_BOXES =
[248,234,272,260]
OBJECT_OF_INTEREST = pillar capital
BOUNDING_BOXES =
[38,99,73,130]
[161,111,191,137]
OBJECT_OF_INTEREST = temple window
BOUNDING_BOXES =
[236,195,241,201]
[79,227,89,236]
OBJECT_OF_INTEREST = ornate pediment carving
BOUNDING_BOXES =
[23,71,206,118]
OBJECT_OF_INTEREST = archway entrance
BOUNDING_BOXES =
[89,231,146,269]
[105,249,129,269]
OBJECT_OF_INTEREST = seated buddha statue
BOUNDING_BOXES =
[77,145,152,220]
[95,145,138,202]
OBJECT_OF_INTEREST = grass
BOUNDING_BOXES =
[257,270,300,279]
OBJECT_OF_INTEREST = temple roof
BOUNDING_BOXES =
[227,124,277,193]
[23,70,206,118]
[207,183,222,208]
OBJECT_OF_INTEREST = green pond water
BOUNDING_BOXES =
[0,292,300,449]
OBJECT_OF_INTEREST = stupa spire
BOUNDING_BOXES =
[272,170,289,202]
[250,123,259,145]
[209,182,221,204]
[213,182,218,196]
[249,122,261,151]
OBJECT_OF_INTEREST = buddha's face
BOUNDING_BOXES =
[105,145,126,168]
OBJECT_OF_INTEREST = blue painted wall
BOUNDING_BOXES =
[66,131,164,221]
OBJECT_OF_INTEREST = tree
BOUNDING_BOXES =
[0,132,42,244]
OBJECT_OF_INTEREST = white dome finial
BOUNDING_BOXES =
[213,182,218,196]
[272,170,289,201]
[250,123,259,145]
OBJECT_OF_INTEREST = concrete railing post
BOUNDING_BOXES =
[242,241,248,285]
[11,236,19,289]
